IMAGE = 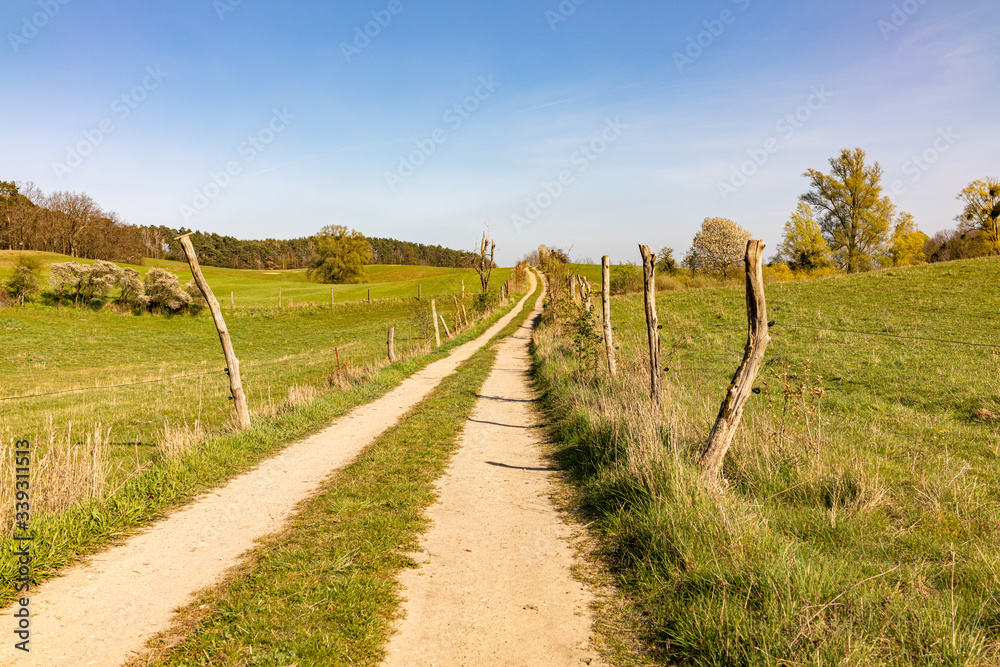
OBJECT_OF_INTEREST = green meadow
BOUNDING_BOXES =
[534,256,1000,665]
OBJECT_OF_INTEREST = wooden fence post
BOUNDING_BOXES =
[453,295,462,327]
[639,245,661,407]
[278,288,282,308]
[431,298,441,347]
[581,276,593,312]
[418,284,422,300]
[439,314,451,338]
[387,325,396,362]
[602,256,617,379]
[462,304,469,327]
[230,291,234,308]
[176,233,251,430]
[700,240,771,481]
[367,288,371,302]
[331,287,334,306]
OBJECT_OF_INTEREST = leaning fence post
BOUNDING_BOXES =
[387,325,396,362]
[700,240,771,481]
[639,245,661,407]
[602,256,617,379]
[439,314,451,338]
[431,298,441,347]
[176,233,251,430]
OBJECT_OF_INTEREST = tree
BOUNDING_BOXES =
[801,148,895,273]
[5,255,41,305]
[473,230,496,294]
[888,212,928,267]
[776,203,833,271]
[46,191,101,257]
[685,217,753,279]
[955,177,1000,255]
[307,225,372,284]
[656,247,677,274]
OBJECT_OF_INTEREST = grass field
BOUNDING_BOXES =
[533,256,1000,665]
[0,250,506,308]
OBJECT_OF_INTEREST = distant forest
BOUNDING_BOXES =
[1,181,477,270]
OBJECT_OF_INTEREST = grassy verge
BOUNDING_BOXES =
[130,275,542,666]
[532,257,1000,665]
[0,285,529,608]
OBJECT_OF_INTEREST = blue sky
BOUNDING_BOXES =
[2,0,997,265]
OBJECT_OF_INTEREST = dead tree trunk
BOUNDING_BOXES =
[700,240,771,481]
[431,298,441,347]
[176,233,251,430]
[639,245,661,407]
[387,325,396,362]
[602,256,617,379]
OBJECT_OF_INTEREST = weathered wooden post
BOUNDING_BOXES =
[639,245,661,407]
[581,276,593,312]
[387,325,396,362]
[439,314,451,338]
[278,287,282,308]
[431,298,441,347]
[601,256,617,379]
[176,233,251,429]
[331,287,334,306]
[700,240,771,481]
[367,288,371,302]
[462,304,469,326]
[230,291,234,308]
[418,284,422,300]
[453,295,462,327]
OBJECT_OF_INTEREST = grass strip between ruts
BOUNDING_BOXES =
[132,278,542,666]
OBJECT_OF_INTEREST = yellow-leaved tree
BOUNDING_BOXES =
[888,212,928,267]
[955,177,1000,255]
[776,202,834,271]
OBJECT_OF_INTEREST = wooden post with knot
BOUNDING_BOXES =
[700,240,771,481]
[639,245,661,407]
[176,233,251,430]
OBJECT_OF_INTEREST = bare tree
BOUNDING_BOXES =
[474,229,495,294]
[46,191,101,257]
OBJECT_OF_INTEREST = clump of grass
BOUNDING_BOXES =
[160,419,205,460]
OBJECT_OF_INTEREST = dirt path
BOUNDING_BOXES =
[383,278,604,666]
[0,274,538,667]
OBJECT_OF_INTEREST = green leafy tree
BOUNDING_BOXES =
[656,247,677,274]
[308,225,372,284]
[685,217,753,279]
[888,212,928,267]
[776,203,834,271]
[801,148,895,273]
[955,177,1000,255]
[5,255,41,305]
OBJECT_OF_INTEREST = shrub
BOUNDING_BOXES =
[184,281,206,315]
[115,267,147,308]
[143,268,191,313]
[610,261,643,295]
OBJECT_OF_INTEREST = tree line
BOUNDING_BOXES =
[1,180,479,271]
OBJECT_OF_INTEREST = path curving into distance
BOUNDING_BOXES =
[383,274,605,666]
[0,272,539,667]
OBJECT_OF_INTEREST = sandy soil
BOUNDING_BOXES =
[383,278,604,667]
[0,273,537,667]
